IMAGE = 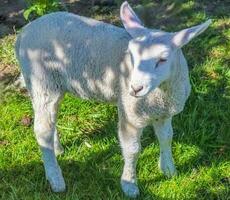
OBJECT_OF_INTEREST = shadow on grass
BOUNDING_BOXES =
[0,132,228,200]
[0,151,169,200]
[0,0,26,38]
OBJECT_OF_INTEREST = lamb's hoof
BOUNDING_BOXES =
[54,144,64,156]
[46,166,66,192]
[159,160,177,177]
[163,168,177,178]
[121,180,140,198]
[48,175,66,192]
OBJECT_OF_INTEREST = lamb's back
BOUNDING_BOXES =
[19,12,131,101]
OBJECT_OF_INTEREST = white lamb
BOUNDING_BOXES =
[15,1,211,198]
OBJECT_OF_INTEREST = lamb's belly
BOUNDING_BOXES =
[68,78,117,102]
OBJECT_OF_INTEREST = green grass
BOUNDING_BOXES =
[0,0,230,199]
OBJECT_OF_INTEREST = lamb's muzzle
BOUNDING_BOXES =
[130,85,143,97]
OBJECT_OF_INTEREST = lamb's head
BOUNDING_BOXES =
[120,1,211,97]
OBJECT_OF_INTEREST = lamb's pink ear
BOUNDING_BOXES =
[120,1,145,38]
[172,19,212,48]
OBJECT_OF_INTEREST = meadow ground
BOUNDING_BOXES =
[0,0,229,199]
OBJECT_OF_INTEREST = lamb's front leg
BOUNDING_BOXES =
[118,118,142,198]
[153,117,177,177]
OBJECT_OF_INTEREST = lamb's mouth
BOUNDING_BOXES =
[129,85,151,97]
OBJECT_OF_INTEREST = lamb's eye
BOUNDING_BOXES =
[156,58,167,68]
[159,58,167,63]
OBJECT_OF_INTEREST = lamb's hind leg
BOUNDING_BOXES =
[118,116,142,198]
[32,90,65,192]
[153,117,177,177]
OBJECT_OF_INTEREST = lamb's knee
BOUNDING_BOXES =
[119,122,141,149]
[122,140,140,156]
[157,127,173,147]
[34,118,54,149]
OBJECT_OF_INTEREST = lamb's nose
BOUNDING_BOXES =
[130,85,144,96]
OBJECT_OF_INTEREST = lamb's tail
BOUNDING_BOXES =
[14,33,26,88]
